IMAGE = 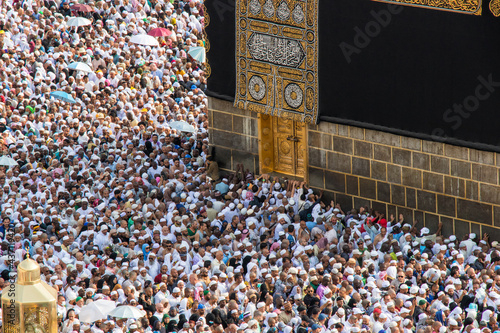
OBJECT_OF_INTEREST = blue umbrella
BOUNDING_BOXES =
[50,91,76,104]
[187,46,206,63]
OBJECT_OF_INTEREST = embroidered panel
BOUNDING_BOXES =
[491,0,500,16]
[235,0,319,123]
[372,0,482,15]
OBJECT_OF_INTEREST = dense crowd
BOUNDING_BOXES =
[1,0,500,333]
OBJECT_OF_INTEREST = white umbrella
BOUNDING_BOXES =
[67,62,93,73]
[108,305,146,319]
[66,17,92,27]
[0,156,18,167]
[79,300,116,323]
[129,34,159,47]
[169,121,196,133]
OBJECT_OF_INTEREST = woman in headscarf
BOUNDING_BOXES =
[107,274,118,291]
[189,15,202,32]
[112,284,122,294]
[144,141,154,157]
[117,288,127,303]
[259,274,274,303]
[96,278,106,291]
[245,261,260,282]
[143,243,151,259]
[212,308,228,328]
[61,309,78,333]
[481,309,494,326]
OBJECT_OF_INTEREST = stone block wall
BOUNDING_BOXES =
[208,97,500,239]
[208,98,259,174]
[308,123,500,240]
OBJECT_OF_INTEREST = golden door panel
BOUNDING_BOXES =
[295,121,306,176]
[259,114,274,174]
[259,114,307,177]
[271,117,306,176]
[273,117,295,174]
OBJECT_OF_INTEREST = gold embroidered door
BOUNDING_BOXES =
[259,114,307,178]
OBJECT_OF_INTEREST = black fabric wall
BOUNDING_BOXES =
[205,0,236,100]
[205,0,500,151]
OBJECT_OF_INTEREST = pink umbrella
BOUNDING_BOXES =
[71,4,94,12]
[147,28,172,37]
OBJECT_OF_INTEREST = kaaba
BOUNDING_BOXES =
[205,0,500,235]
[206,0,500,151]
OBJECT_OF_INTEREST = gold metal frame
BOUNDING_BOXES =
[258,114,308,180]
[372,0,482,15]
[2,258,58,333]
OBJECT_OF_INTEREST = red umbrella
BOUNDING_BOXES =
[71,4,94,12]
[147,28,172,37]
